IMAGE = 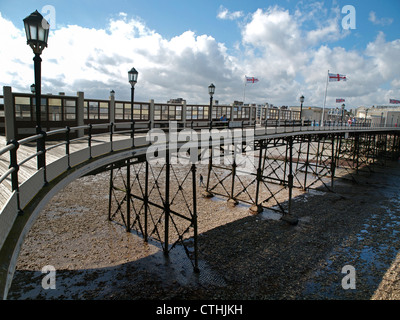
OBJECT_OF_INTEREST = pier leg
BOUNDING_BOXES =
[164,149,170,256]
[203,134,213,198]
[250,141,264,214]
[108,166,113,221]
[228,145,238,206]
[303,137,311,191]
[281,137,298,225]
[191,163,200,273]
[331,135,336,188]
[144,160,149,242]
[126,159,131,232]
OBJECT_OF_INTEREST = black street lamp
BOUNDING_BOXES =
[24,10,49,169]
[24,10,49,132]
[128,67,138,138]
[208,83,215,128]
[128,68,138,118]
[299,95,304,124]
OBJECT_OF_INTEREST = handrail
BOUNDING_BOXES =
[0,121,399,217]
[18,134,43,146]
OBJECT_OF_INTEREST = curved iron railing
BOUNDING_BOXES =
[0,120,398,215]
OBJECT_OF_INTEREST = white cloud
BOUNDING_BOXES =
[217,5,243,20]
[369,11,393,26]
[0,7,399,108]
[0,12,240,103]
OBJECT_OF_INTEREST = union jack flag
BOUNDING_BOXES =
[390,99,400,104]
[246,76,259,83]
[336,98,345,103]
[329,73,347,82]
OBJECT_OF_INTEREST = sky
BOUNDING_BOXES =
[0,0,399,109]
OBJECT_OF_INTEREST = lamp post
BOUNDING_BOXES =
[128,67,138,138]
[299,95,304,125]
[341,103,345,122]
[208,83,215,129]
[24,10,49,169]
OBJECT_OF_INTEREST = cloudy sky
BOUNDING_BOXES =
[0,0,399,109]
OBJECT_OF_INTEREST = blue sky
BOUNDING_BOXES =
[0,0,399,108]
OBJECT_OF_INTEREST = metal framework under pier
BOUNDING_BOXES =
[106,130,400,271]
[107,152,200,272]
[204,131,400,225]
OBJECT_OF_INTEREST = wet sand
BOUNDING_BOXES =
[6,159,400,300]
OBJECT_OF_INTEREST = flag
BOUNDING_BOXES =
[246,76,259,83]
[390,99,400,104]
[336,98,345,103]
[329,73,347,81]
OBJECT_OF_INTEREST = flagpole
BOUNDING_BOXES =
[322,69,329,126]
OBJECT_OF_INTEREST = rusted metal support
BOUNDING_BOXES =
[191,163,199,273]
[164,148,170,256]
[108,166,113,221]
[126,159,131,232]
[144,160,149,242]
[203,131,213,198]
[303,136,311,191]
[228,145,238,206]
[281,136,298,225]
[330,134,336,188]
[250,140,264,214]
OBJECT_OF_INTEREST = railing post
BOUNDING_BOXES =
[109,91,115,124]
[110,122,114,152]
[66,126,71,169]
[264,119,267,134]
[77,91,85,138]
[39,130,48,186]
[149,99,155,129]
[88,123,93,159]
[8,139,23,215]
[131,120,135,148]
[3,86,15,141]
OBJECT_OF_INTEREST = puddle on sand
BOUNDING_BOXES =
[260,209,282,221]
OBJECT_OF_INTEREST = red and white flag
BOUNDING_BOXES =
[390,99,400,104]
[336,98,345,103]
[246,76,259,83]
[329,73,347,82]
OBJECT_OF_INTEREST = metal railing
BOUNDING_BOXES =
[0,120,399,215]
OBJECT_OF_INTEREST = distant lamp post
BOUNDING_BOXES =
[30,84,35,94]
[299,95,305,124]
[341,103,345,122]
[128,67,138,139]
[24,10,49,170]
[128,67,138,120]
[208,83,215,127]
[110,90,115,98]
